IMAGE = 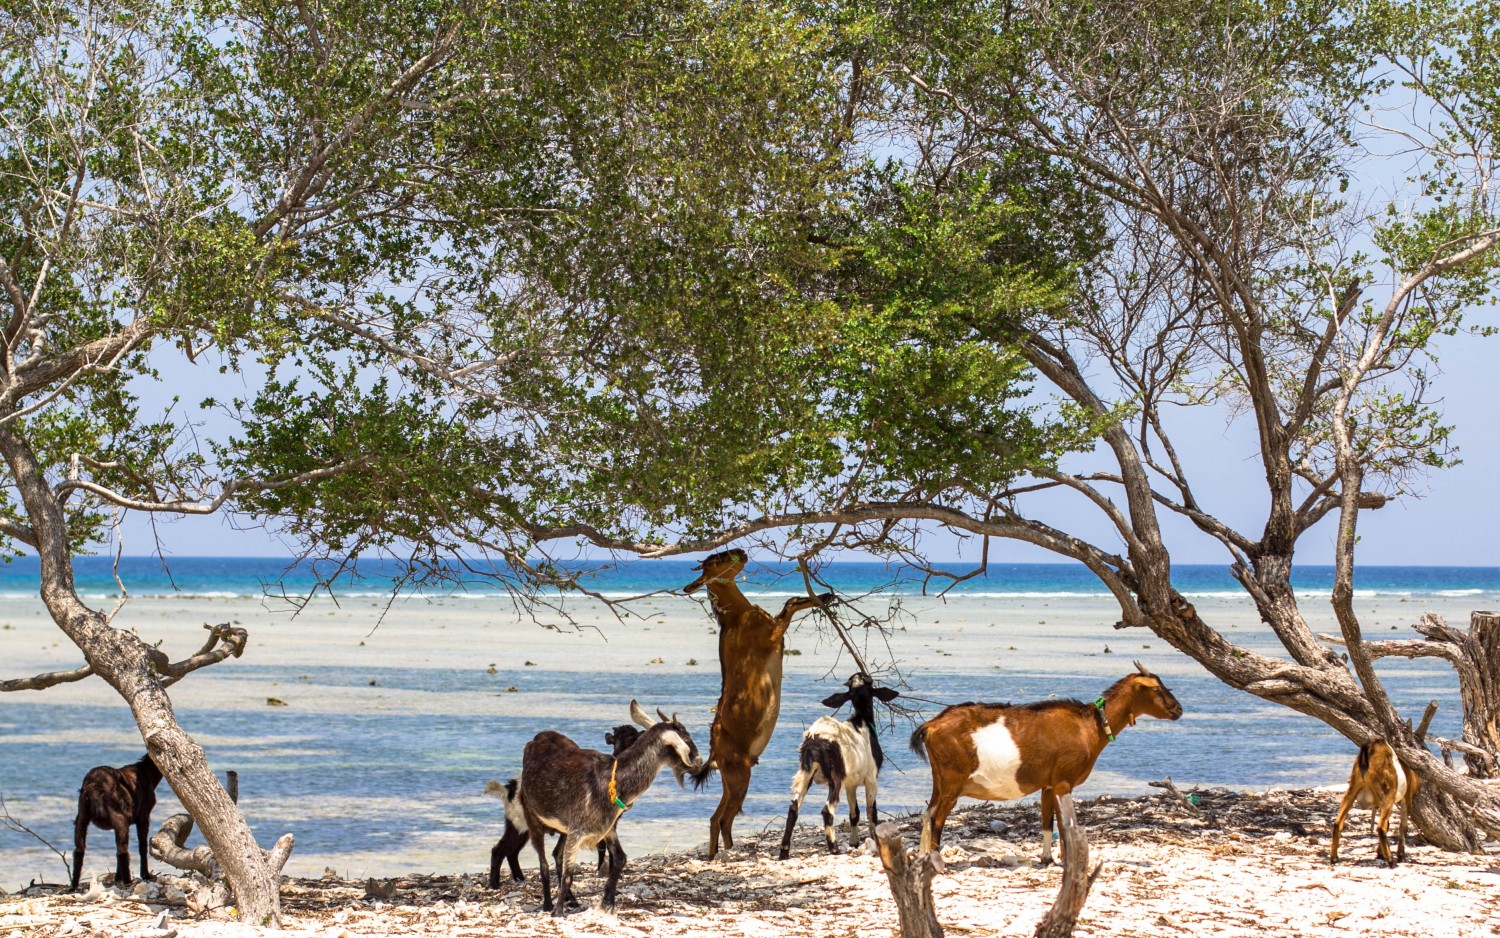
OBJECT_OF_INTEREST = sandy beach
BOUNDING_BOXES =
[3,786,1497,937]
[1,584,1494,935]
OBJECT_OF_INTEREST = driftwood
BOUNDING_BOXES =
[875,821,943,938]
[149,770,293,914]
[1148,776,1206,817]
[1034,792,1103,938]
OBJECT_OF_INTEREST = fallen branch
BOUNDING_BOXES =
[149,814,219,878]
[1148,776,1203,816]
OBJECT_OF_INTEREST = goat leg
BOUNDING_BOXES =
[600,833,628,911]
[135,814,153,882]
[70,812,88,892]
[820,777,841,854]
[113,821,132,886]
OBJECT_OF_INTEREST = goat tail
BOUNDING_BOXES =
[799,740,819,773]
[1356,741,1376,774]
[688,760,718,791]
[909,724,930,762]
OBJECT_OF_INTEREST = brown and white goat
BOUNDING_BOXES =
[1329,740,1421,868]
[778,673,899,859]
[682,548,832,859]
[69,753,164,890]
[910,663,1182,858]
[487,723,643,887]
[521,701,702,915]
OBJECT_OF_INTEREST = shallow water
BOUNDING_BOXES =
[0,580,1483,890]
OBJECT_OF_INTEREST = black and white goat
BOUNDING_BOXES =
[521,701,702,915]
[69,753,164,891]
[778,673,899,859]
[487,723,643,887]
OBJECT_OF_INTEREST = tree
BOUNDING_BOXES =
[0,0,860,922]
[396,0,1500,848]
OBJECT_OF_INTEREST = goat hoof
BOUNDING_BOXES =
[1037,857,1054,869]
[777,849,790,861]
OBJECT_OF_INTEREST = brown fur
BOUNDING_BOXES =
[683,548,832,859]
[1329,740,1420,868]
[911,666,1182,856]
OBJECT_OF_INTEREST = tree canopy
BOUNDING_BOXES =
[5,0,1500,919]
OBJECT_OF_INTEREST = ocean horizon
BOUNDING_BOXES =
[1,555,1498,603]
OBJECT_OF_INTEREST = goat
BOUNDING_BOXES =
[1329,740,1421,868]
[778,672,899,859]
[910,662,1182,860]
[682,547,832,859]
[69,753,164,891]
[487,723,643,887]
[521,701,702,915]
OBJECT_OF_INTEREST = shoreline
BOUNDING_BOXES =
[0,589,1487,890]
[3,787,1497,937]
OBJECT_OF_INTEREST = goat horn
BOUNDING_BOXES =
[629,699,656,729]
[657,706,670,724]
[1134,660,1150,675]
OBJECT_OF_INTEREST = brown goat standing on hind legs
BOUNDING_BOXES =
[682,548,834,859]
[69,753,164,891]
[1329,740,1421,868]
[911,662,1183,859]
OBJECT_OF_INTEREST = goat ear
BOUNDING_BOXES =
[873,686,901,702]
[629,699,656,729]
[821,691,850,709]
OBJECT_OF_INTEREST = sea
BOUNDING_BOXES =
[1,557,1496,888]
[1,555,1498,601]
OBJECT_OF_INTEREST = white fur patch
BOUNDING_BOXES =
[966,719,1026,800]
[1392,759,1409,803]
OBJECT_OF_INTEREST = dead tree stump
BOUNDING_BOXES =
[1465,611,1500,777]
[1034,792,1103,938]
[875,821,944,938]
[1415,611,1500,777]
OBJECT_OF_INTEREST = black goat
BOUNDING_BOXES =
[779,673,899,859]
[521,701,702,915]
[69,753,164,891]
[487,723,643,887]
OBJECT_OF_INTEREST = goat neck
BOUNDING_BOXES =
[1096,683,1140,746]
[701,575,754,620]
[612,723,693,806]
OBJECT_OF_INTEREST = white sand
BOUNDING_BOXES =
[3,791,1497,937]
[2,587,1496,936]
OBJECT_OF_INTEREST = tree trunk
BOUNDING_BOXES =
[1458,612,1500,777]
[0,425,285,925]
[1034,792,1102,938]
[875,821,944,938]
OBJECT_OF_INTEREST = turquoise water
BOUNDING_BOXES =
[3,555,1498,600]
[0,558,1489,888]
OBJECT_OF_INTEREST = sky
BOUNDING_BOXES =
[112,322,1500,569]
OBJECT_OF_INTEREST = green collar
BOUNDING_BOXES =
[1093,697,1116,743]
